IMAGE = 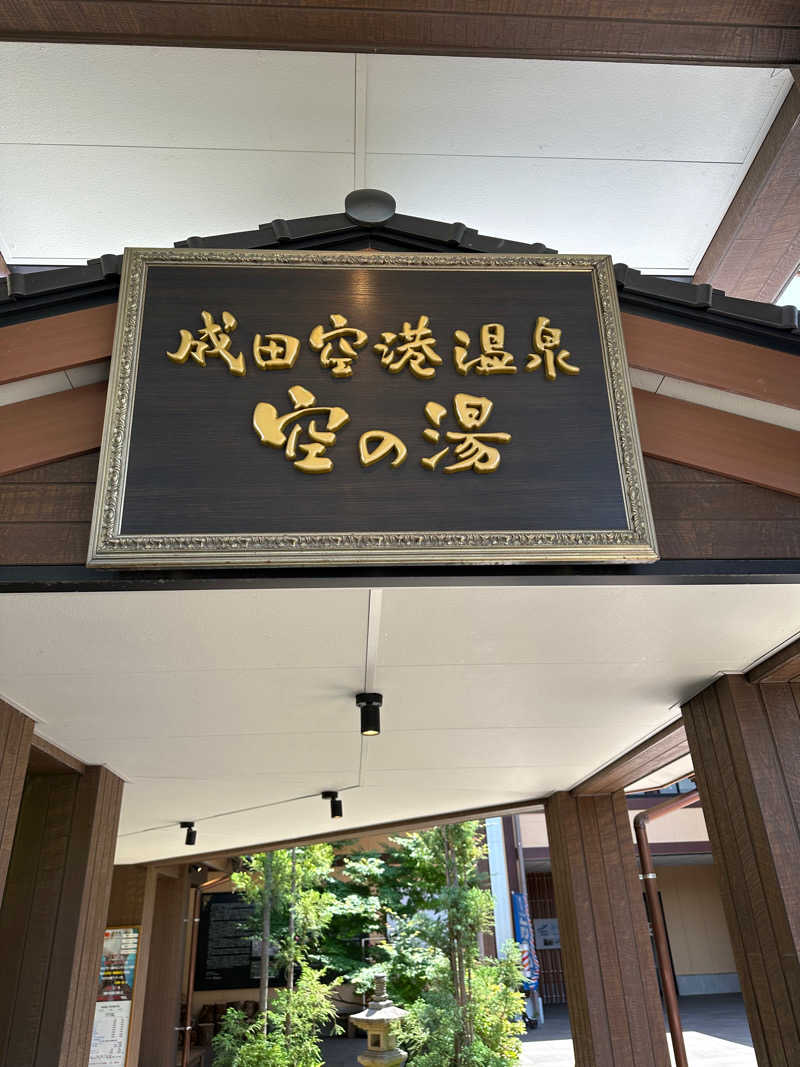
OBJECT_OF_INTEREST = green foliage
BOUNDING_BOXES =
[400,947,525,1067]
[223,822,525,1067]
[233,845,337,974]
[211,967,340,1067]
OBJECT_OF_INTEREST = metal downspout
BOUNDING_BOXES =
[633,787,700,1067]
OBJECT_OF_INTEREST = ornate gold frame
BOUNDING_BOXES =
[87,248,658,567]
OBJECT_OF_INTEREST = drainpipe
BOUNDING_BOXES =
[633,788,699,1067]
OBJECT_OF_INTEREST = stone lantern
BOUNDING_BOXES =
[350,975,408,1067]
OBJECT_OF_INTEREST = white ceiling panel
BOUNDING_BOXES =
[2,43,355,153]
[0,44,790,274]
[2,668,363,742]
[0,144,354,261]
[64,730,361,780]
[365,153,740,271]
[1,584,799,865]
[0,589,368,675]
[366,57,790,163]
[375,662,715,731]
[626,755,695,794]
[377,586,800,670]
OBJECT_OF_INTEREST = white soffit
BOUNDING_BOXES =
[0,43,791,272]
[625,754,695,794]
[0,584,799,865]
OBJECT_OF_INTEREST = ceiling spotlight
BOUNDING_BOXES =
[322,791,343,820]
[180,820,197,846]
[357,692,383,736]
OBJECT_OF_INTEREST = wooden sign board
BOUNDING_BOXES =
[88,249,657,567]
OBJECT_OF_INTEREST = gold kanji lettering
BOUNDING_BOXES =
[421,393,511,474]
[252,385,349,474]
[375,315,442,380]
[359,431,408,469]
[309,314,368,378]
[252,333,300,370]
[166,310,246,376]
[453,324,517,376]
[525,316,580,379]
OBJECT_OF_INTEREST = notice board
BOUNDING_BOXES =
[88,926,140,1067]
[89,249,657,567]
[194,892,261,992]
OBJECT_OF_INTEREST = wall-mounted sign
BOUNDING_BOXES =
[88,249,657,567]
[534,917,561,950]
[194,892,261,992]
[89,927,140,1067]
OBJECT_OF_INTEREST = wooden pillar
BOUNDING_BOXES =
[0,765,123,1067]
[107,865,158,1067]
[139,868,190,1067]
[683,674,800,1065]
[0,700,34,902]
[545,791,670,1067]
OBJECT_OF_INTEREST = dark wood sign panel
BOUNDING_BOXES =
[88,250,656,566]
[194,893,260,992]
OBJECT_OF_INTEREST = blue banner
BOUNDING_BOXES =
[511,891,540,994]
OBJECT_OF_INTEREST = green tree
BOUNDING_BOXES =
[231,845,337,1043]
[325,823,525,1066]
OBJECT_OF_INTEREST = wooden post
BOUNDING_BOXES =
[0,764,123,1067]
[545,791,670,1067]
[0,700,33,902]
[138,868,190,1067]
[106,865,159,1067]
[683,674,800,1065]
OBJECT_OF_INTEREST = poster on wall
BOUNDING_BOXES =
[88,927,140,1067]
[534,917,561,950]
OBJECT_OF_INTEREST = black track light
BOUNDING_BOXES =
[180,820,197,846]
[322,791,343,819]
[357,692,383,736]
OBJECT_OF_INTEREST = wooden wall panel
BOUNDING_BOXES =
[0,700,33,902]
[683,676,800,1065]
[139,870,189,1067]
[0,766,123,1067]
[2,452,799,566]
[106,866,158,1067]
[545,791,669,1067]
[0,773,81,1066]
[0,1,797,64]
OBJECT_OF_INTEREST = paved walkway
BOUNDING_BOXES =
[521,994,755,1066]
[321,994,755,1066]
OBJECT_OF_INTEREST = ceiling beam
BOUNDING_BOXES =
[0,382,107,476]
[747,637,800,683]
[633,388,800,498]
[623,311,800,411]
[693,73,800,301]
[0,2,798,64]
[572,719,689,796]
[0,304,116,386]
[148,794,546,867]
